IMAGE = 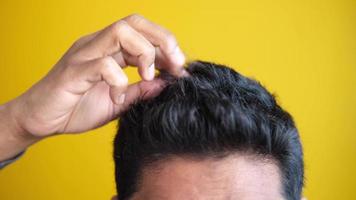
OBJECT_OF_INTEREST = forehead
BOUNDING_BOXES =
[131,154,284,200]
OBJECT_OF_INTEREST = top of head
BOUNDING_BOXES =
[114,61,303,200]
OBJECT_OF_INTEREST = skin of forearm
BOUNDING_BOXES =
[0,101,39,162]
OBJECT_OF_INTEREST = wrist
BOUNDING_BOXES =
[0,101,40,161]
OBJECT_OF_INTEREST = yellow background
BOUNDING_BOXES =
[0,0,355,199]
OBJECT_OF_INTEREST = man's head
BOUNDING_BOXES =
[114,61,304,200]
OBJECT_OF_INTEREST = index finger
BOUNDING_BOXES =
[123,14,186,76]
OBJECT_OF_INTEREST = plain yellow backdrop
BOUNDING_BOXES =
[0,0,355,199]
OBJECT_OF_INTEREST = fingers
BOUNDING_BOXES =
[72,14,186,81]
[113,77,167,114]
[127,78,167,101]
[77,21,156,81]
[66,54,167,114]
[123,14,186,76]
[75,56,129,104]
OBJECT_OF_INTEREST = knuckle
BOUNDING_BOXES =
[109,21,128,47]
[69,36,86,52]
[141,46,155,62]
[72,38,82,48]
[97,57,127,85]
[124,13,143,23]
[76,35,86,43]
[164,31,176,41]
[110,20,127,36]
[143,45,155,57]
[99,57,115,69]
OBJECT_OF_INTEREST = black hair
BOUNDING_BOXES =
[113,61,304,200]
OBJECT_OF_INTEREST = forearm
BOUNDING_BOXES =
[0,101,39,162]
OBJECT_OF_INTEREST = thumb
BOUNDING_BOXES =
[113,77,167,114]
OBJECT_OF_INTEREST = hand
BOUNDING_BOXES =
[0,14,186,160]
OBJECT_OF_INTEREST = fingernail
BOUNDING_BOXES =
[117,94,126,104]
[147,63,155,81]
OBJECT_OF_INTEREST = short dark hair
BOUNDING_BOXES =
[113,61,304,200]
